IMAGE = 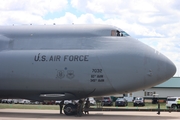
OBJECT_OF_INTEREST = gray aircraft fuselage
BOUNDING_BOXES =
[0,24,176,101]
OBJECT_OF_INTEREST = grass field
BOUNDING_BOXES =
[0,103,168,110]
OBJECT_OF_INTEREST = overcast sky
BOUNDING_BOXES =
[0,0,179,76]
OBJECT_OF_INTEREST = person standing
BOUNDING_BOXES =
[76,99,83,117]
[84,98,90,114]
[59,100,64,114]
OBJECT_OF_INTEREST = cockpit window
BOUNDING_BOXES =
[111,30,130,37]
[120,31,130,36]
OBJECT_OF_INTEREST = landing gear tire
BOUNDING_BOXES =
[171,104,177,109]
[64,103,77,115]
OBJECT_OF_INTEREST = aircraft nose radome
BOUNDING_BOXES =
[165,58,176,79]
[155,53,176,81]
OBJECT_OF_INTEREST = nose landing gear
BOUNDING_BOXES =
[64,103,77,115]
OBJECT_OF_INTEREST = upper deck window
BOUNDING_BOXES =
[111,30,129,37]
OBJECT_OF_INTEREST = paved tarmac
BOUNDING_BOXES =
[0,109,179,120]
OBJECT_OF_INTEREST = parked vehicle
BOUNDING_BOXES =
[7,99,14,104]
[12,99,20,104]
[166,97,180,109]
[30,101,41,104]
[152,98,158,104]
[43,100,55,105]
[88,97,96,105]
[85,97,96,105]
[133,97,145,106]
[55,101,61,105]
[101,96,113,106]
[64,100,72,105]
[55,100,80,105]
[18,99,31,104]
[1,99,7,103]
[115,98,128,107]
[1,99,13,104]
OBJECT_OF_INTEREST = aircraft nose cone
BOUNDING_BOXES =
[164,57,176,79]
[152,52,176,83]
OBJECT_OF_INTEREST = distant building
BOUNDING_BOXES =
[126,77,180,100]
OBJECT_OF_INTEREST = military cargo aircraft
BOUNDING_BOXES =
[0,24,176,115]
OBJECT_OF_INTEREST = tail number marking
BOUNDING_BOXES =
[92,69,102,73]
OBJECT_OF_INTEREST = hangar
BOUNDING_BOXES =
[123,77,180,101]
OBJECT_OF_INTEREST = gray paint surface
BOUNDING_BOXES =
[0,24,176,101]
